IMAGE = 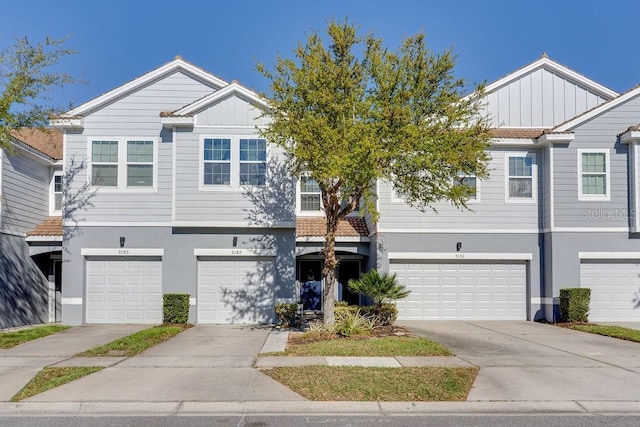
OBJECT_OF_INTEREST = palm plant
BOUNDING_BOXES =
[347,269,410,307]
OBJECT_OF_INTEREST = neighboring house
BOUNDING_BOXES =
[0,129,63,328]
[51,54,640,325]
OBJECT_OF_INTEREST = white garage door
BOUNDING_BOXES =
[580,261,640,321]
[197,257,275,324]
[391,261,527,320]
[86,257,163,323]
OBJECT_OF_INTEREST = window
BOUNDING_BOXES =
[89,138,156,190]
[507,155,535,201]
[127,141,154,186]
[579,150,609,200]
[54,174,63,211]
[239,139,266,185]
[200,137,267,188]
[203,138,231,185]
[91,140,118,186]
[300,177,321,211]
[454,173,478,200]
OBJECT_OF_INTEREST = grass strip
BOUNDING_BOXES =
[77,324,191,357]
[265,336,452,357]
[11,367,103,401]
[567,324,640,343]
[263,366,477,401]
[0,325,70,349]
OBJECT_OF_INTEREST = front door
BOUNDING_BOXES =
[338,260,361,305]
[299,260,323,310]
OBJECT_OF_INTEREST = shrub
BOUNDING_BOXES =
[275,303,299,326]
[559,288,591,323]
[359,303,398,326]
[347,270,410,308]
[163,293,190,324]
[335,300,349,307]
[333,308,376,337]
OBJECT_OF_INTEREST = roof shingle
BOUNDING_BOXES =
[10,128,63,160]
[27,217,63,237]
[296,217,369,237]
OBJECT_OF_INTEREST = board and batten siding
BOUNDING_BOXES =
[553,95,640,228]
[0,150,49,233]
[482,67,608,128]
[65,71,218,223]
[377,148,543,231]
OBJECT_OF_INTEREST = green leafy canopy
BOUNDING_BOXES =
[257,18,491,220]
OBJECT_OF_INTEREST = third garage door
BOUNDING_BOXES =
[197,257,275,324]
[391,261,527,320]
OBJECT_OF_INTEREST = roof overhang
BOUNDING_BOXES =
[50,117,84,130]
[538,132,576,145]
[160,116,194,127]
[620,129,640,144]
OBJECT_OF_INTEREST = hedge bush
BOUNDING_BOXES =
[275,303,299,326]
[559,288,591,323]
[163,293,190,324]
[359,303,398,326]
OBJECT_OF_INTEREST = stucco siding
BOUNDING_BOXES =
[377,148,543,231]
[1,150,50,233]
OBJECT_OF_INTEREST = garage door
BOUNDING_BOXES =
[391,261,527,320]
[580,261,640,321]
[197,257,275,324]
[86,257,163,323]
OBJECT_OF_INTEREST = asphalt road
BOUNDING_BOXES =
[1,415,640,427]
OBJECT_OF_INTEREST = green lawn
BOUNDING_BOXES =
[0,325,70,349]
[77,324,191,357]
[567,324,640,343]
[265,336,452,357]
[11,367,103,401]
[263,366,477,401]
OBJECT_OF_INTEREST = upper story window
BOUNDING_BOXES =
[300,177,322,211]
[200,137,267,189]
[88,138,157,191]
[454,172,478,201]
[50,171,63,215]
[506,154,536,202]
[578,149,610,200]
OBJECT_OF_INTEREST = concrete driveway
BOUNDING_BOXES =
[401,321,640,402]
[26,325,304,402]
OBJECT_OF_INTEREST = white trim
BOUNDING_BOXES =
[634,142,640,232]
[172,127,177,221]
[490,138,540,147]
[538,132,575,144]
[577,149,610,201]
[62,221,171,227]
[81,248,164,256]
[531,297,555,305]
[50,117,83,129]
[175,82,269,115]
[8,139,56,165]
[480,57,618,101]
[61,297,83,305]
[194,248,276,257]
[172,220,295,228]
[549,145,555,230]
[63,58,227,117]
[555,87,640,131]
[49,169,63,215]
[296,236,370,243]
[579,252,640,260]
[620,130,640,144]
[26,235,63,242]
[160,116,194,127]
[296,175,323,215]
[505,152,537,203]
[388,252,533,261]
[377,228,540,234]
[548,227,629,233]
[87,137,159,192]
[189,298,196,306]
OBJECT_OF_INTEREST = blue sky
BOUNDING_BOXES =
[3,0,639,109]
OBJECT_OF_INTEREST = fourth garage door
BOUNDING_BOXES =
[197,257,275,324]
[391,261,527,320]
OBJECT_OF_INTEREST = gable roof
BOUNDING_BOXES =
[10,128,63,160]
[482,54,618,100]
[171,81,269,116]
[554,84,640,132]
[61,56,228,118]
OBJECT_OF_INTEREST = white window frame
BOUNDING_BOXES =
[454,172,480,203]
[199,135,268,191]
[87,137,158,192]
[239,138,267,186]
[50,170,64,215]
[505,153,537,203]
[296,175,323,216]
[578,149,610,201]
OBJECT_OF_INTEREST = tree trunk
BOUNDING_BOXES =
[322,218,339,326]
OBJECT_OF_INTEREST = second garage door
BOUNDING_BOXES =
[580,261,640,321]
[391,261,527,320]
[86,257,163,323]
[197,257,275,324]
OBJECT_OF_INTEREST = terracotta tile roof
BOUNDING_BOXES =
[489,128,548,139]
[297,217,369,237]
[10,128,63,160]
[27,217,63,237]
